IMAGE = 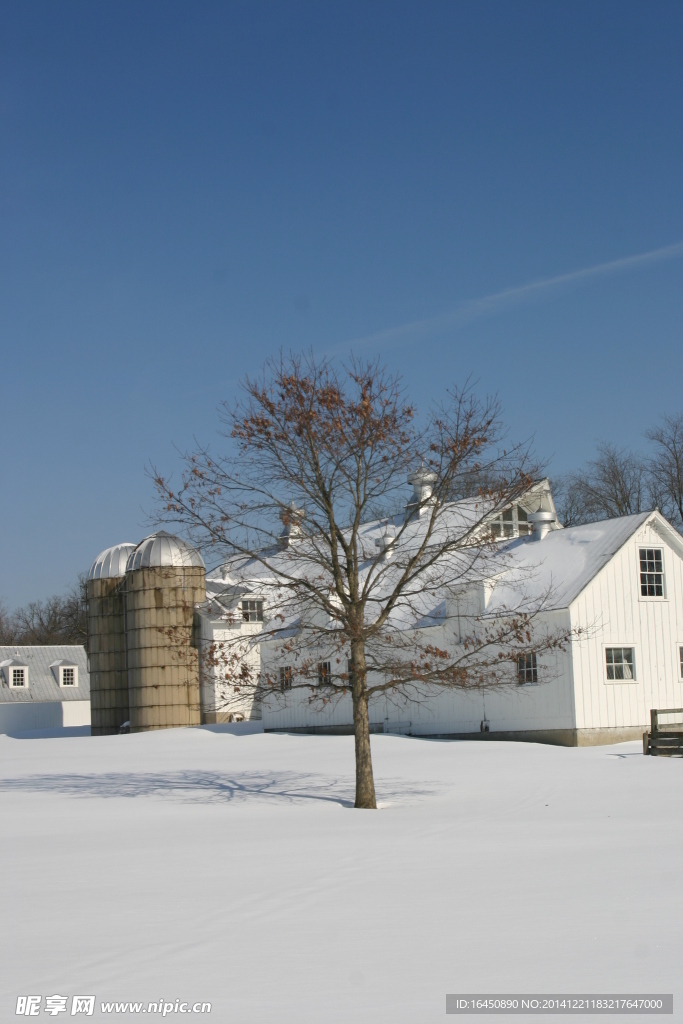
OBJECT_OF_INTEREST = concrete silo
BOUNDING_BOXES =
[124,531,206,732]
[87,543,136,736]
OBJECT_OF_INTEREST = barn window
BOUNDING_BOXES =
[279,666,293,691]
[61,667,76,686]
[605,648,635,681]
[517,506,531,536]
[639,549,664,597]
[517,653,537,684]
[11,668,26,688]
[318,661,332,686]
[241,600,263,622]
[347,658,355,688]
[491,506,531,540]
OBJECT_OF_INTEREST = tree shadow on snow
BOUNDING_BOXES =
[0,770,435,807]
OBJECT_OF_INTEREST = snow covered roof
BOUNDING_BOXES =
[0,646,89,704]
[126,531,205,572]
[200,471,682,630]
[485,511,655,613]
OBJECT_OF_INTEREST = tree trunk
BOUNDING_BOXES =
[351,641,377,809]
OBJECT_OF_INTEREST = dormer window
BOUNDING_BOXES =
[50,661,79,687]
[11,668,26,688]
[1,659,29,688]
[242,600,263,623]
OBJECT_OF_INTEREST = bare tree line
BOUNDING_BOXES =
[0,577,87,647]
[553,414,683,530]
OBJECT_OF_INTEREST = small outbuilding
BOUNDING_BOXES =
[0,645,90,734]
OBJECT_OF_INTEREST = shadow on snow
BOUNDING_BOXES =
[0,769,436,807]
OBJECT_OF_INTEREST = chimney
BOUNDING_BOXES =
[405,464,438,521]
[527,506,555,541]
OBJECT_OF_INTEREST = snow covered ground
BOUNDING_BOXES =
[1,727,681,1022]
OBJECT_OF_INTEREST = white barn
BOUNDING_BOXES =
[195,483,683,746]
[0,645,91,734]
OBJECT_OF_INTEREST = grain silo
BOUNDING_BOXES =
[124,531,206,732]
[87,543,136,736]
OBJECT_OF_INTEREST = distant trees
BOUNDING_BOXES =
[554,415,683,532]
[0,578,87,646]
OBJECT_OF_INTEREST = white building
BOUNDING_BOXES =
[195,479,683,745]
[0,645,91,734]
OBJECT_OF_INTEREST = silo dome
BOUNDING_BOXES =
[125,530,205,572]
[88,543,137,580]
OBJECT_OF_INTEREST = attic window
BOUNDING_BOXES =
[241,600,263,623]
[517,506,531,536]
[491,506,531,540]
[11,668,26,688]
[639,549,664,597]
[62,667,76,687]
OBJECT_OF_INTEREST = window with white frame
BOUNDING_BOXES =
[61,667,76,687]
[639,548,664,597]
[241,600,264,622]
[517,653,537,684]
[605,647,635,681]
[279,666,293,691]
[517,506,531,536]
[491,508,515,540]
[318,661,332,686]
[491,506,532,540]
[11,668,26,688]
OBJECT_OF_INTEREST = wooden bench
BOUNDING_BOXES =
[643,708,683,756]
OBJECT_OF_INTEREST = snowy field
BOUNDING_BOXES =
[1,727,681,1023]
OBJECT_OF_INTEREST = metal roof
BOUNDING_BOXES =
[88,542,137,580]
[126,531,205,571]
[0,646,90,704]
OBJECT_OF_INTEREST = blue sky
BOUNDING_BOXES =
[1,1,682,606]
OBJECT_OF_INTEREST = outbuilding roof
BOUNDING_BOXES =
[0,646,89,704]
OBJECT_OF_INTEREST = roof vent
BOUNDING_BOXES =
[527,507,555,541]
[279,502,305,549]
[375,523,396,560]
[405,464,438,521]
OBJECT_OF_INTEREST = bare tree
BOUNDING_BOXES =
[0,601,16,645]
[646,414,683,530]
[154,354,578,809]
[4,577,88,646]
[556,442,648,525]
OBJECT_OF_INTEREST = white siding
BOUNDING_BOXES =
[570,519,683,730]
[0,700,90,734]
[262,610,576,735]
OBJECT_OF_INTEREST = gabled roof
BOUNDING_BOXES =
[0,646,89,704]
[485,511,654,614]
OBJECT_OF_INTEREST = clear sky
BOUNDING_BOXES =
[2,1,682,606]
